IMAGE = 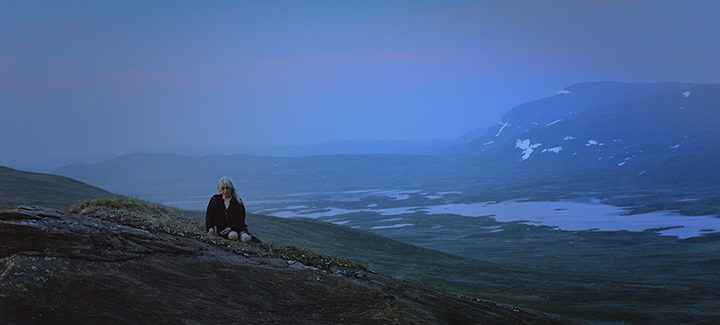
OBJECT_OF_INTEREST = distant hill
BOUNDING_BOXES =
[8,139,452,174]
[435,82,720,216]
[50,81,720,212]
[432,126,493,155]
[53,153,450,203]
[0,166,113,209]
[453,126,493,146]
[162,139,453,157]
[7,154,114,174]
[474,83,720,178]
[466,81,700,153]
[634,142,720,189]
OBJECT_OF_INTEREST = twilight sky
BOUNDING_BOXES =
[2,0,719,166]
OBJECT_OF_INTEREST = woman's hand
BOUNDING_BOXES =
[207,228,215,235]
[220,227,232,235]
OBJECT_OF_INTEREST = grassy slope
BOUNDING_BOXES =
[183,210,516,295]
[238,212,720,325]
[5,168,719,324]
[183,210,579,320]
[76,203,720,325]
[0,166,113,210]
[0,167,477,284]
[68,197,366,272]
[70,198,562,318]
[0,167,520,303]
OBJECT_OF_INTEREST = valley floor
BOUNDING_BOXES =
[225,189,720,325]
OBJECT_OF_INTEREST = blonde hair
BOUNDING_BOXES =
[217,176,241,201]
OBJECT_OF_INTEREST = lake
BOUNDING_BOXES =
[251,190,719,239]
[165,189,718,239]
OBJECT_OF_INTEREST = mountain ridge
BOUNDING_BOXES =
[9,139,453,174]
[483,82,720,172]
[466,81,701,153]
[49,81,720,215]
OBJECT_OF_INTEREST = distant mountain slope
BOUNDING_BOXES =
[466,84,720,195]
[474,83,719,176]
[453,126,493,146]
[10,139,452,174]
[433,126,493,155]
[467,81,700,153]
[634,142,720,189]
[53,153,449,203]
[8,154,114,174]
[152,139,454,157]
[0,166,113,209]
[49,81,720,212]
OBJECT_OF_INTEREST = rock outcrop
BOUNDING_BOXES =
[1,206,581,325]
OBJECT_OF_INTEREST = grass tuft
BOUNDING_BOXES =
[69,196,369,273]
[69,196,198,236]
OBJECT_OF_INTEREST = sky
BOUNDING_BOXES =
[2,0,719,166]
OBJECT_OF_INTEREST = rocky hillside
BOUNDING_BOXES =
[0,202,582,325]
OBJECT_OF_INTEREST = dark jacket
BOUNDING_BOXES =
[206,194,248,234]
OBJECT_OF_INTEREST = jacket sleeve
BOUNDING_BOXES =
[230,201,248,233]
[205,196,217,231]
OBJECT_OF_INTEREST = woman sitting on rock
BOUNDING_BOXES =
[206,176,254,243]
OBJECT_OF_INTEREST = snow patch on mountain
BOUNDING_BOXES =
[564,136,575,140]
[545,119,562,127]
[586,140,604,146]
[683,91,691,97]
[557,89,571,94]
[542,146,562,154]
[496,122,510,137]
[516,139,542,160]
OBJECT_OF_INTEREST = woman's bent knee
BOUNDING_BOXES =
[228,231,239,240]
